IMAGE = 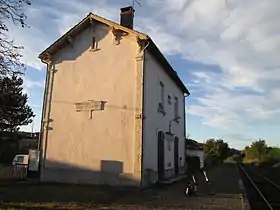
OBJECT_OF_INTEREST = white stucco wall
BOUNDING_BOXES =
[142,51,186,183]
[40,22,140,185]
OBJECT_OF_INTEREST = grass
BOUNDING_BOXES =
[0,202,89,209]
[0,165,11,180]
[223,156,235,163]
[0,182,143,209]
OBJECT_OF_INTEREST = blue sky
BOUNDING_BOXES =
[10,0,280,149]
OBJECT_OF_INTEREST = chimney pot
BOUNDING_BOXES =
[120,6,135,29]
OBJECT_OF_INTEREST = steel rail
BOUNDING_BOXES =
[239,164,274,210]
[249,167,280,191]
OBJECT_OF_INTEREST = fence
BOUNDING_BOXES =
[0,164,28,182]
[12,164,28,180]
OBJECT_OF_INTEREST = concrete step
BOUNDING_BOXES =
[158,175,187,184]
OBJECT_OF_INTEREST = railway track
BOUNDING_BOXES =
[238,164,280,210]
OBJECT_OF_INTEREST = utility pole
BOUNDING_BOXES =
[31,116,35,138]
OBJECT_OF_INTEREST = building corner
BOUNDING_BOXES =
[133,43,146,188]
[38,61,55,182]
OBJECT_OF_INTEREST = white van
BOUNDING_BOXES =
[12,154,29,166]
[12,149,40,172]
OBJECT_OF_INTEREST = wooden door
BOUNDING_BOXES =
[158,131,165,180]
[174,137,179,175]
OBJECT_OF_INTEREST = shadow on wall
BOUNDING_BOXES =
[42,22,113,132]
[54,24,107,63]
[54,21,127,64]
[41,159,139,187]
[42,23,111,130]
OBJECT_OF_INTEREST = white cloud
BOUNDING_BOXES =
[7,0,121,70]
[22,76,45,94]
[141,0,280,146]
[7,0,280,147]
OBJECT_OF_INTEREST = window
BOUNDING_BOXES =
[174,96,179,118]
[15,156,24,163]
[158,81,165,114]
[160,81,164,105]
[18,156,24,163]
[168,95,172,104]
[90,36,96,51]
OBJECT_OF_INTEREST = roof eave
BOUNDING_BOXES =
[147,39,190,94]
[38,13,190,96]
[89,13,148,40]
[39,13,93,62]
[38,13,149,63]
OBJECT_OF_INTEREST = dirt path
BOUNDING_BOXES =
[0,163,246,209]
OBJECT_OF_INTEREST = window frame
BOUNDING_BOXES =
[168,95,172,104]
[160,81,164,106]
[158,81,166,115]
[174,96,179,121]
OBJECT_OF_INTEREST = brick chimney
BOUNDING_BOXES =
[120,6,135,29]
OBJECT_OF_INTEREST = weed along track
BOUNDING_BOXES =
[238,164,280,210]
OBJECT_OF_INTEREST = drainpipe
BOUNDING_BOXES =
[184,93,190,172]
[38,60,53,171]
[43,63,56,168]
[38,61,50,152]
[184,93,190,138]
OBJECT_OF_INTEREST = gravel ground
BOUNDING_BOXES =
[257,164,280,185]
[0,163,245,209]
[0,165,11,180]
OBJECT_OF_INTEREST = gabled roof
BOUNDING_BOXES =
[186,139,204,151]
[39,13,189,95]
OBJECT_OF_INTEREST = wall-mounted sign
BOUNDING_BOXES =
[74,100,101,112]
[74,100,103,119]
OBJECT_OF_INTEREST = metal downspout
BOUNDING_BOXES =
[38,62,50,151]
[40,61,55,169]
[184,93,190,171]
[38,62,51,176]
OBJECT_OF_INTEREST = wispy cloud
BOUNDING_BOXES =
[7,0,121,70]
[8,0,280,147]
[22,76,44,94]
[141,0,280,146]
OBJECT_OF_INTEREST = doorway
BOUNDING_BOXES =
[158,131,165,181]
[174,137,179,176]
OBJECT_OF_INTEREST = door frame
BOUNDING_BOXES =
[174,136,179,176]
[157,130,165,181]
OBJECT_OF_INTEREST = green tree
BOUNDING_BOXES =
[204,138,216,156]
[204,138,229,163]
[0,75,34,132]
[265,147,280,162]
[0,0,31,76]
[249,139,267,162]
[244,146,250,157]
[215,139,229,161]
